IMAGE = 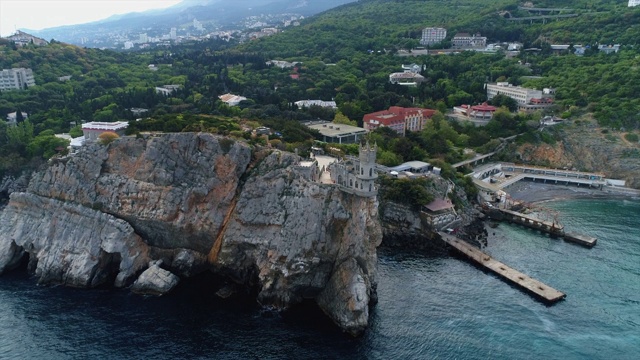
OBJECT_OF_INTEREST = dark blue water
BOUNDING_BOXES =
[1,198,639,359]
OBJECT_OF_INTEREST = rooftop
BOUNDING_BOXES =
[424,198,455,212]
[82,121,129,131]
[307,122,367,137]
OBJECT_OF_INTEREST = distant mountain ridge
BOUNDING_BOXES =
[26,0,356,47]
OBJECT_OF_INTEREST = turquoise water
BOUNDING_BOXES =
[0,198,638,359]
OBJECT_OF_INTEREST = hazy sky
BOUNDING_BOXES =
[0,0,183,37]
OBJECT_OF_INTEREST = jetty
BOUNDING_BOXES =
[440,233,566,304]
[564,232,597,248]
[496,208,597,248]
[498,208,564,236]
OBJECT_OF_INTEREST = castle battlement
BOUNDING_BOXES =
[329,141,378,197]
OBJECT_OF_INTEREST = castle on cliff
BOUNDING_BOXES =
[329,141,378,197]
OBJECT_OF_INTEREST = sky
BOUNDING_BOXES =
[0,0,184,37]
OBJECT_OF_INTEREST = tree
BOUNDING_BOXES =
[15,109,24,123]
[98,131,120,145]
[333,110,357,126]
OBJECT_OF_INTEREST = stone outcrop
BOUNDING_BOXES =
[0,133,382,335]
[131,260,180,296]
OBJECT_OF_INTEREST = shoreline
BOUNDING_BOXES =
[504,181,640,204]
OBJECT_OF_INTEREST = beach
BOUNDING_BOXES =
[505,181,640,204]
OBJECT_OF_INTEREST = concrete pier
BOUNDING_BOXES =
[564,232,597,248]
[440,233,566,304]
[499,208,564,236]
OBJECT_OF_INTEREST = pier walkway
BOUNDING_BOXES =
[440,233,566,303]
[499,208,564,235]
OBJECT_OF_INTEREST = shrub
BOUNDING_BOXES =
[625,133,639,143]
[98,131,120,145]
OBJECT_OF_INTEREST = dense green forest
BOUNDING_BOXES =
[1,0,639,181]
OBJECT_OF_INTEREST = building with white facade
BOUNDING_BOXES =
[452,33,487,49]
[218,93,247,106]
[5,111,28,125]
[4,31,48,46]
[294,100,337,109]
[0,68,36,91]
[486,82,543,105]
[82,122,128,142]
[630,0,640,7]
[389,72,425,86]
[420,27,447,46]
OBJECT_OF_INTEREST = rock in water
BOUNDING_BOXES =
[0,133,382,335]
[131,261,179,296]
[317,258,370,336]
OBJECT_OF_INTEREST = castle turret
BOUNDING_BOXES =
[356,141,378,194]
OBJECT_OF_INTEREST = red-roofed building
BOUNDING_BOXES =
[362,106,436,136]
[453,102,498,120]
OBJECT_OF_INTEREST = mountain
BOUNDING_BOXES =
[27,0,356,48]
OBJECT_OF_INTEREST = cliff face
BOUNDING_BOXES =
[508,120,640,188]
[0,133,382,335]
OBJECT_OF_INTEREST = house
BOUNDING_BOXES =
[389,72,425,86]
[81,121,128,142]
[630,0,640,7]
[402,64,422,73]
[598,44,621,54]
[58,75,72,82]
[129,108,149,116]
[422,197,459,229]
[452,33,487,49]
[218,93,248,106]
[5,111,28,125]
[362,106,436,136]
[0,68,36,91]
[294,100,337,109]
[420,27,447,46]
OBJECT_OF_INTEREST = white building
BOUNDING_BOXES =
[420,27,447,46]
[218,93,247,106]
[0,68,36,91]
[82,122,128,142]
[124,41,134,50]
[486,82,543,105]
[170,28,177,40]
[5,111,28,125]
[155,85,181,96]
[630,0,640,7]
[389,72,425,86]
[139,33,148,43]
[452,33,487,48]
[294,100,337,109]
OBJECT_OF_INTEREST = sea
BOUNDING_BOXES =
[1,198,638,359]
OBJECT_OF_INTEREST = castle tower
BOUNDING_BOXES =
[356,141,378,193]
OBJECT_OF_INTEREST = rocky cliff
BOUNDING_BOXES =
[0,133,382,335]
[503,119,640,188]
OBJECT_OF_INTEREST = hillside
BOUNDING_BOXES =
[1,0,640,187]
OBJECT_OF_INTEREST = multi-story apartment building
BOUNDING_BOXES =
[420,27,447,46]
[629,0,640,7]
[363,106,436,136]
[486,82,543,105]
[452,33,487,48]
[0,68,36,91]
